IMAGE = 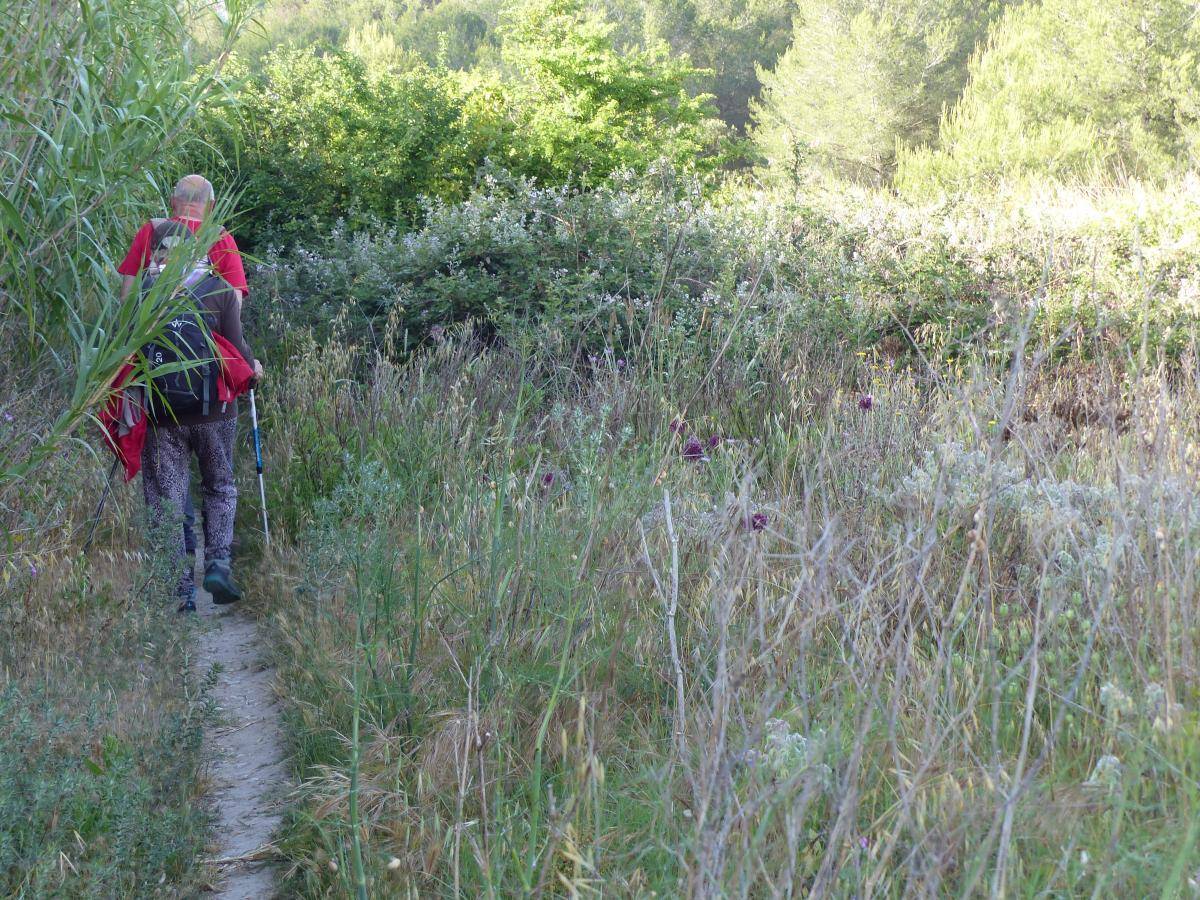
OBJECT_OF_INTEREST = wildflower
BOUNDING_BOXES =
[734,748,760,769]
[749,512,768,531]
[1145,683,1182,732]
[858,393,874,411]
[682,437,705,462]
[707,435,721,450]
[616,358,626,371]
[669,418,685,434]
[859,836,869,850]
[29,562,37,579]
[429,325,445,342]
[541,471,555,488]
[2,412,12,423]
[762,719,831,783]
[1099,682,1133,716]
[1083,754,1122,789]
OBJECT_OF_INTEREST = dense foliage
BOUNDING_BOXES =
[225,0,793,132]
[6,0,1200,895]
[253,169,1200,365]
[752,0,1011,183]
[201,51,512,241]
[897,0,1200,193]
[498,0,720,185]
[201,0,721,245]
[625,0,796,132]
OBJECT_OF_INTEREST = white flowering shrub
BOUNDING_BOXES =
[886,440,1200,591]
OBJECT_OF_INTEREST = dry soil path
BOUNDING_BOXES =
[195,578,287,899]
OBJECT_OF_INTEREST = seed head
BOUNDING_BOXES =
[682,437,705,462]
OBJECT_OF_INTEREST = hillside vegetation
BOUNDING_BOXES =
[3,0,1200,896]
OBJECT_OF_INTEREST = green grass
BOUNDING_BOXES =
[0,531,214,897]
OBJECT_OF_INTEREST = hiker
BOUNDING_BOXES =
[111,175,263,611]
[117,175,253,594]
[118,175,250,301]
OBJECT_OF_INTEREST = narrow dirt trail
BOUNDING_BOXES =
[195,581,288,899]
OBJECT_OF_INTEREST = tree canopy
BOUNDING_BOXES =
[897,0,1200,194]
[751,0,1010,184]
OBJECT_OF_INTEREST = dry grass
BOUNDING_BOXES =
[261,318,1200,897]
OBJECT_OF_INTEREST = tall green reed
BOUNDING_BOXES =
[0,0,251,487]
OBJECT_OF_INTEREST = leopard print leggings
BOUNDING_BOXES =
[141,418,237,598]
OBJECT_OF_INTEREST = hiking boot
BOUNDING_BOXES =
[203,558,243,605]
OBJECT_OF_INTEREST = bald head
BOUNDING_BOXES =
[171,174,215,218]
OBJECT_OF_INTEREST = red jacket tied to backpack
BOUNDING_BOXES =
[100,334,254,481]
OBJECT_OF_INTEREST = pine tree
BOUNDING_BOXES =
[752,0,1009,184]
[897,0,1200,194]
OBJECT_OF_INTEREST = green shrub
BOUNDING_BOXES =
[197,50,517,245]
[251,168,769,352]
[197,0,723,248]
[498,0,723,185]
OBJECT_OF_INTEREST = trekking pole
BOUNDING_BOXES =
[249,388,270,549]
[83,457,121,556]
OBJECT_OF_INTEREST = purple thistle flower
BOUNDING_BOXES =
[858,393,873,411]
[749,512,768,531]
[682,436,705,462]
[669,418,685,434]
[707,435,721,450]
[541,471,555,488]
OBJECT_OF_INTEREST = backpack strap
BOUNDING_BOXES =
[201,360,212,417]
[146,218,214,286]
[149,217,190,253]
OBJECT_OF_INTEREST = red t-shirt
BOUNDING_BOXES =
[117,217,249,297]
